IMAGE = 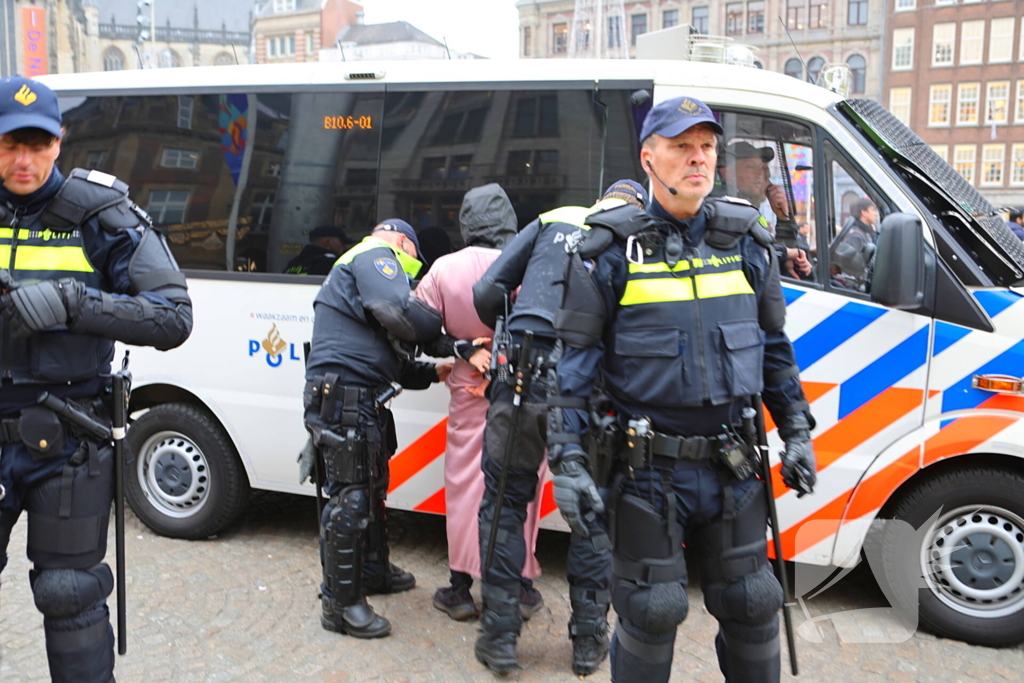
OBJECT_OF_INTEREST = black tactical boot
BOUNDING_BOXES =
[519,579,544,620]
[321,595,392,638]
[364,562,416,595]
[569,595,610,676]
[475,583,522,674]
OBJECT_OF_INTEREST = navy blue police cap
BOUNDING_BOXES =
[640,95,724,143]
[0,76,62,137]
[603,179,649,208]
[374,219,421,257]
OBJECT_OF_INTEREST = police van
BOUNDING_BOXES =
[37,53,1024,647]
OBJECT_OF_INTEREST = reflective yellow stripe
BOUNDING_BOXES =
[0,228,12,239]
[0,244,9,269]
[694,270,754,298]
[539,206,591,227]
[628,261,691,274]
[13,245,95,273]
[620,277,694,305]
[0,228,43,240]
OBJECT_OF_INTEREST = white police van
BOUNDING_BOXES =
[38,51,1024,647]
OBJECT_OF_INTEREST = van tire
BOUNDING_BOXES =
[125,403,250,540]
[879,467,1024,647]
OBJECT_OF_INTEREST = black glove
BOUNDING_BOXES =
[453,339,486,362]
[777,412,816,497]
[550,448,603,537]
[0,278,85,338]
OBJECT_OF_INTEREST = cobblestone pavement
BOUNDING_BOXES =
[3,491,1024,682]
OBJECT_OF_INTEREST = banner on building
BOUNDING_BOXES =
[21,7,48,77]
[219,94,250,185]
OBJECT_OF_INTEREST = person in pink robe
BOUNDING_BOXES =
[414,184,547,621]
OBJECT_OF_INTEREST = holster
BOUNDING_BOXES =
[586,408,621,488]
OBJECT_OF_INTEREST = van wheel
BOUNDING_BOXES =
[879,467,1024,646]
[125,403,250,540]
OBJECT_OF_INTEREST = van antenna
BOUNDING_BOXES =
[779,15,807,79]
[443,36,452,59]
[231,44,239,65]
[131,43,144,69]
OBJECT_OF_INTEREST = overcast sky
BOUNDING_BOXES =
[358,0,520,60]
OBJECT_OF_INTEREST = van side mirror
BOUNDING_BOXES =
[870,213,933,309]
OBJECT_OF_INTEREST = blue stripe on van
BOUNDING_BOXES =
[973,290,1021,320]
[838,326,929,419]
[792,301,887,371]
[782,287,805,306]
[933,322,972,356]
[941,339,1024,414]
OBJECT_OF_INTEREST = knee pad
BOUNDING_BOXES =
[31,565,113,619]
[326,486,369,536]
[705,563,782,627]
[613,578,688,634]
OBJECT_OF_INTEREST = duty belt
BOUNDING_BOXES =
[649,433,722,461]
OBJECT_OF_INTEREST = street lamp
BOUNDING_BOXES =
[136,0,155,67]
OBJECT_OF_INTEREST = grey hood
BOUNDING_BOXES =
[459,183,517,249]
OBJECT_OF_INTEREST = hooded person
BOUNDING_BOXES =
[412,183,550,621]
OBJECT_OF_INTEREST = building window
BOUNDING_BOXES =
[895,0,915,10]
[932,23,955,66]
[1021,17,1024,61]
[847,0,867,25]
[159,148,199,170]
[784,57,804,79]
[890,87,912,125]
[959,20,984,65]
[748,1,765,32]
[809,1,828,28]
[988,18,1014,63]
[786,0,805,30]
[177,96,193,130]
[214,52,234,66]
[159,49,181,69]
[692,7,709,34]
[86,151,109,168]
[146,190,190,224]
[523,26,531,56]
[553,23,568,53]
[513,95,558,137]
[631,14,647,45]
[506,150,559,176]
[954,145,976,184]
[663,9,679,28]
[608,16,623,48]
[103,48,125,72]
[957,82,980,125]
[268,36,296,58]
[807,56,825,84]
[726,3,744,34]
[1016,80,1024,124]
[986,82,1010,125]
[929,145,949,161]
[307,33,315,55]
[449,155,473,179]
[892,28,914,70]
[250,192,274,229]
[273,0,296,12]
[982,144,1005,186]
[934,0,955,5]
[421,156,447,180]
[1011,144,1024,185]
[929,84,952,126]
[847,54,866,94]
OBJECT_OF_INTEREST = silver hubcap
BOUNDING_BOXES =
[922,505,1024,618]
[136,430,210,519]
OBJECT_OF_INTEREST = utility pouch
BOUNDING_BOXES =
[624,416,652,472]
[19,406,66,460]
[588,411,621,487]
[717,430,756,481]
[318,428,369,485]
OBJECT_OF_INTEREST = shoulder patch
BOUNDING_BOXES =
[374,257,399,280]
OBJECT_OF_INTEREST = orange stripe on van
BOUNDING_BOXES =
[540,481,557,518]
[762,381,837,434]
[771,386,923,499]
[414,487,447,514]
[388,418,448,493]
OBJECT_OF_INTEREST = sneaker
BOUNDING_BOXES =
[364,563,416,595]
[519,583,544,620]
[433,584,478,621]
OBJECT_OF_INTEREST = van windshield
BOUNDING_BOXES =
[834,98,1024,288]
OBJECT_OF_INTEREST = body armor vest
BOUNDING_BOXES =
[1,214,109,384]
[603,236,764,409]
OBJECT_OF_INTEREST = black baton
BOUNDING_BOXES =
[111,355,131,656]
[303,342,325,524]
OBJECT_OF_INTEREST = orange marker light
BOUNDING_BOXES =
[972,374,1024,394]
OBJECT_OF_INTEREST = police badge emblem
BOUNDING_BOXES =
[374,257,399,279]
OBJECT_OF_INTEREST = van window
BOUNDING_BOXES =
[715,111,816,282]
[823,140,889,293]
[58,87,647,274]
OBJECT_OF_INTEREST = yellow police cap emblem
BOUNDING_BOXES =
[14,85,37,106]
[678,98,699,114]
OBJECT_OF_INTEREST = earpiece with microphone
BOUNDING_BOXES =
[645,160,678,196]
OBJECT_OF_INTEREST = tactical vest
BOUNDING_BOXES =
[603,231,764,409]
[0,216,109,384]
[335,236,423,280]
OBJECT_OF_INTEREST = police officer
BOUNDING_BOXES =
[550,96,816,683]
[471,180,648,676]
[304,218,453,638]
[283,225,352,276]
[0,76,193,682]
